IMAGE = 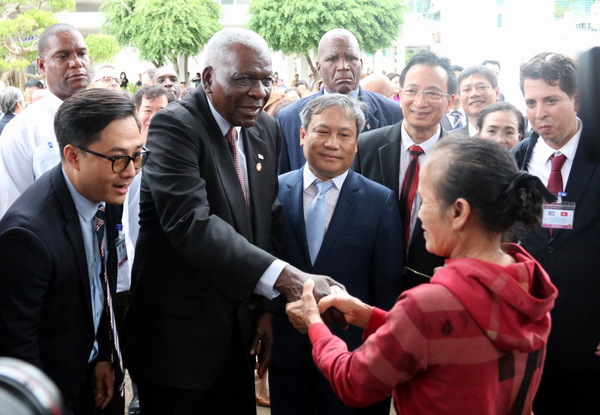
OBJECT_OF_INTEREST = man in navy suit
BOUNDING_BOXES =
[277,29,402,174]
[352,51,456,290]
[0,89,144,414]
[512,52,600,414]
[271,94,403,415]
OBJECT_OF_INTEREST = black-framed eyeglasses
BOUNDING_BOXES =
[75,146,151,173]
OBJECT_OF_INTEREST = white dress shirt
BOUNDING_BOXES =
[445,107,466,129]
[207,97,286,299]
[399,121,441,245]
[302,164,348,232]
[0,92,62,218]
[527,119,582,190]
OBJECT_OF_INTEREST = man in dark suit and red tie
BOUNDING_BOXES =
[511,52,600,414]
[122,28,344,414]
[353,51,457,290]
[0,89,142,414]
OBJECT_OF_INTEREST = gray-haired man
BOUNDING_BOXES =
[272,94,403,415]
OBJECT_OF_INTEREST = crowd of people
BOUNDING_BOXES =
[0,21,598,415]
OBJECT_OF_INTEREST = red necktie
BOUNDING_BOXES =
[400,145,424,249]
[226,127,248,207]
[547,154,567,196]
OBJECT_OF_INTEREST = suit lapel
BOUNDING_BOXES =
[51,166,94,326]
[314,170,359,266]
[244,124,270,244]
[197,90,253,242]
[358,89,380,132]
[281,170,312,270]
[378,123,402,198]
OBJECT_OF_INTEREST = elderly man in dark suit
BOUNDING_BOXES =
[272,94,403,415]
[0,89,143,414]
[352,51,456,290]
[277,29,403,174]
[122,28,343,415]
[511,52,600,414]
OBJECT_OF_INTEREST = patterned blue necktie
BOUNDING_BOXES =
[94,205,124,397]
[305,180,334,265]
[451,110,463,129]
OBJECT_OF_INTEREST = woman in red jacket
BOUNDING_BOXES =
[287,137,558,415]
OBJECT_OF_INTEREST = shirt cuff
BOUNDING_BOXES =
[309,322,331,344]
[363,306,387,340]
[253,259,287,299]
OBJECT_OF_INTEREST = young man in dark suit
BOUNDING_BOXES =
[121,28,344,415]
[353,51,456,290]
[511,52,600,414]
[277,29,403,174]
[0,89,145,414]
[272,94,403,415]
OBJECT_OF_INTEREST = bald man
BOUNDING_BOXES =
[360,73,395,99]
[276,29,403,174]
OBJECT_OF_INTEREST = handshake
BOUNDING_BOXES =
[275,265,374,334]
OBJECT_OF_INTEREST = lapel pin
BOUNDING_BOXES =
[258,154,264,160]
[256,163,262,171]
[366,123,371,130]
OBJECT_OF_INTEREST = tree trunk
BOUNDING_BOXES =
[172,56,179,74]
[305,53,320,81]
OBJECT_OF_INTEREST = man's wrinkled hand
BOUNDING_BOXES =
[250,311,273,379]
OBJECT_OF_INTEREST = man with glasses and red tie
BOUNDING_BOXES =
[89,64,121,93]
[353,50,456,290]
[0,89,148,415]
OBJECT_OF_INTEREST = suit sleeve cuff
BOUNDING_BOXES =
[254,259,288,299]
[363,306,387,340]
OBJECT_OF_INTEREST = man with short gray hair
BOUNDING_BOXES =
[273,94,402,415]
[122,28,344,414]
[0,87,26,134]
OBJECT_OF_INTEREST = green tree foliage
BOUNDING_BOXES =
[0,0,75,88]
[102,0,221,71]
[86,33,121,65]
[248,0,408,79]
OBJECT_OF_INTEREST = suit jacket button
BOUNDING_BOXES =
[546,247,554,254]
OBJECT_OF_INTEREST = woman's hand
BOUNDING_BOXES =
[317,286,373,330]
[286,279,323,334]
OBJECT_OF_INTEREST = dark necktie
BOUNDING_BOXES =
[451,110,463,129]
[399,145,424,250]
[547,153,567,196]
[226,127,248,207]
[94,205,124,397]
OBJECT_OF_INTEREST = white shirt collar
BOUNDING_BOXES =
[302,163,348,191]
[323,88,359,100]
[400,121,440,154]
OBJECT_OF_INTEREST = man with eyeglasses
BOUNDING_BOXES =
[454,65,500,137]
[0,89,147,415]
[89,64,121,93]
[0,23,91,218]
[353,50,456,290]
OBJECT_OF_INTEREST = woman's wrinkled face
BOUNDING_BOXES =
[417,156,457,257]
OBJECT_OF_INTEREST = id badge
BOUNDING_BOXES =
[542,192,575,229]
[115,234,128,268]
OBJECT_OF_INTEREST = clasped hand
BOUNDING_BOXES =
[286,279,373,334]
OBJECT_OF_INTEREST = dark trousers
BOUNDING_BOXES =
[136,325,256,414]
[270,352,390,415]
[533,357,600,414]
